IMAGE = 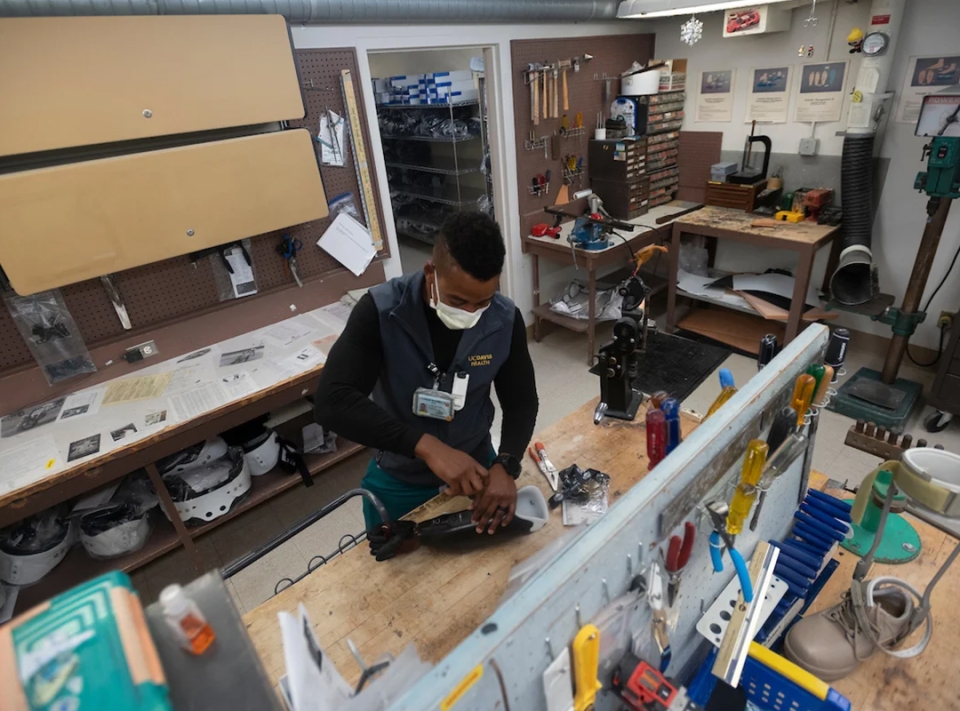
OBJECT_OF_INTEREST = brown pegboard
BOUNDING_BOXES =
[676,131,723,204]
[511,34,655,238]
[0,45,388,375]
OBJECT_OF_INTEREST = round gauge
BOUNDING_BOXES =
[862,31,888,56]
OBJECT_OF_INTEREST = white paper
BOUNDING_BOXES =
[225,247,258,298]
[59,388,104,421]
[315,303,352,333]
[695,69,735,122]
[166,363,216,394]
[219,371,258,400]
[318,110,346,167]
[317,213,377,277]
[286,345,327,372]
[279,604,351,711]
[249,360,301,389]
[678,270,751,310]
[0,435,59,490]
[169,382,228,421]
[896,54,960,124]
[732,273,819,307]
[264,321,316,348]
[795,62,848,123]
[542,648,575,711]
[746,67,791,124]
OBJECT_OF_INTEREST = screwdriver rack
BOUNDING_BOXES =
[386,325,830,711]
[843,420,945,461]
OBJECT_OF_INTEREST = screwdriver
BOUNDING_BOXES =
[758,334,778,370]
[725,439,769,536]
[814,365,834,406]
[662,399,682,454]
[705,387,737,419]
[749,433,807,531]
[647,408,667,469]
[790,374,816,427]
[649,391,670,410]
[766,406,797,452]
[805,364,826,400]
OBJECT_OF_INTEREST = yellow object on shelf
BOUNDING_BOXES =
[775,210,804,223]
[706,386,738,419]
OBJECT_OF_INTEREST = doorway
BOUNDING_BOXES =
[368,47,498,276]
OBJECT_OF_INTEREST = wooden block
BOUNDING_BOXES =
[678,308,785,355]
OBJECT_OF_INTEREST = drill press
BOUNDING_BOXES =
[831,87,960,429]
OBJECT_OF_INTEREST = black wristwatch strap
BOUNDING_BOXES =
[493,453,522,479]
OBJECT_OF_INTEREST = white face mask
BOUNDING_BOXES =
[430,278,488,330]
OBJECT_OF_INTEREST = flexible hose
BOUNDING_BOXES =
[830,135,876,305]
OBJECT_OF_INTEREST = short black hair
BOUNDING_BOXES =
[434,212,505,282]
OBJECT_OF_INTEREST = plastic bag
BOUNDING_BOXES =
[0,505,72,555]
[209,240,258,302]
[329,193,361,222]
[342,645,432,711]
[3,289,96,385]
[550,281,623,321]
[77,470,159,537]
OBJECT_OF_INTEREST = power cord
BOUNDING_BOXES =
[905,237,960,367]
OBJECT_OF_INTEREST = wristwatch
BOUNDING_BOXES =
[493,453,522,480]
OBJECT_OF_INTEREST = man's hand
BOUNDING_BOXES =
[415,434,488,497]
[470,464,518,534]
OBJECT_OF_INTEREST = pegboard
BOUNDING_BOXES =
[676,131,723,204]
[510,34,655,238]
[0,45,388,375]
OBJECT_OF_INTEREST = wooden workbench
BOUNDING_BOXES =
[665,205,841,347]
[806,476,960,711]
[243,396,698,686]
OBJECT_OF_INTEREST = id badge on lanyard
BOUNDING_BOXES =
[412,364,469,421]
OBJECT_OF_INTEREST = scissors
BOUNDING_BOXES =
[277,235,303,287]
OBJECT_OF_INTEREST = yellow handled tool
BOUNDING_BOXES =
[790,374,816,427]
[726,439,769,535]
[572,623,602,711]
[814,365,834,406]
[706,386,738,419]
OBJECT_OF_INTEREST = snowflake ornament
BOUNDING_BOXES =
[680,15,703,46]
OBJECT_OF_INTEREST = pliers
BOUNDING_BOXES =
[665,521,695,607]
[647,561,672,672]
[706,504,754,603]
[527,441,560,491]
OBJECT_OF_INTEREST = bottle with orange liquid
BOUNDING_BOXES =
[159,584,216,655]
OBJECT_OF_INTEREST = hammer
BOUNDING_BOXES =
[558,58,573,111]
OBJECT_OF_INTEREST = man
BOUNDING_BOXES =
[314,212,538,535]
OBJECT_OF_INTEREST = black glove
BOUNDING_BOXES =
[366,521,418,561]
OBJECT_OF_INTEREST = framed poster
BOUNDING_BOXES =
[896,54,960,124]
[746,66,792,123]
[794,61,848,122]
[696,69,735,122]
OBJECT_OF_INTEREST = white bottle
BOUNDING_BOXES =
[159,584,216,655]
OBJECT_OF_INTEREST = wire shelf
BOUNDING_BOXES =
[377,99,479,109]
[385,156,482,175]
[392,184,487,207]
[381,133,479,144]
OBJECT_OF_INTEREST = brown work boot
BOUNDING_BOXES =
[783,582,913,681]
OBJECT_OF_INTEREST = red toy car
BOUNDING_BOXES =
[727,9,761,33]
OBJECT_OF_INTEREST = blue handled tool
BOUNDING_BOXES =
[793,512,846,541]
[277,235,304,287]
[799,502,850,534]
[662,398,682,454]
[706,506,754,603]
[804,490,853,520]
[768,542,818,578]
[782,537,826,561]
[719,368,735,389]
[791,522,834,552]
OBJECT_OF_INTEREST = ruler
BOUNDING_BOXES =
[340,69,384,251]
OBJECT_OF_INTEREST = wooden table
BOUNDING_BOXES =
[805,474,960,711]
[665,206,841,345]
[525,204,689,364]
[243,396,698,687]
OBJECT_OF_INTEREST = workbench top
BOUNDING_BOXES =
[242,396,699,687]
[674,205,840,246]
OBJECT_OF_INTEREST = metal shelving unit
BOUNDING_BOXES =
[376,85,493,248]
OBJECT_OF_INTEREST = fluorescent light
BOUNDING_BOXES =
[618,0,790,18]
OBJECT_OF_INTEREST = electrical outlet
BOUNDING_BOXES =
[938,311,954,330]
[799,137,819,156]
[123,340,159,363]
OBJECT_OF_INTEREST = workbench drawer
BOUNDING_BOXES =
[589,139,647,181]
[591,178,650,220]
[0,129,327,295]
[0,16,304,157]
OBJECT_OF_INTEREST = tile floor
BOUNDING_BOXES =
[130,294,960,617]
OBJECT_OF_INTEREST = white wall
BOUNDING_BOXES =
[292,21,653,321]
[368,47,482,78]
[648,0,960,349]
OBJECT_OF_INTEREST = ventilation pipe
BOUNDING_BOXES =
[829,0,906,305]
[0,0,619,22]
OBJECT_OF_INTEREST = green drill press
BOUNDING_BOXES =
[831,86,960,430]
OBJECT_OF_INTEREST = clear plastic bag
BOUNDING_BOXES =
[342,645,431,711]
[209,240,258,302]
[3,289,96,385]
[329,193,361,222]
[77,470,159,537]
